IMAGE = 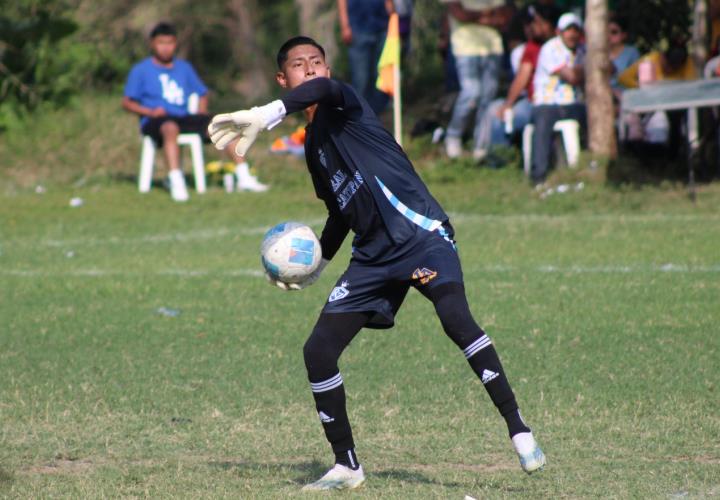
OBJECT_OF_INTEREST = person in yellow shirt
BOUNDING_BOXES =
[619,42,697,152]
[618,44,697,89]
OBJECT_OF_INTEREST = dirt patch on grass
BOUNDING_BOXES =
[0,466,14,485]
[409,460,517,473]
[25,458,95,475]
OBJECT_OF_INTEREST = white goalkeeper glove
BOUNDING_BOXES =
[208,100,286,157]
[265,258,329,291]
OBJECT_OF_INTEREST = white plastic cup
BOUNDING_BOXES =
[223,173,235,193]
[503,108,514,134]
[638,60,656,87]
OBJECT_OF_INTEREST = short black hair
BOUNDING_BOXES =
[150,22,177,39]
[532,4,561,29]
[607,13,629,33]
[665,44,688,70]
[277,36,326,69]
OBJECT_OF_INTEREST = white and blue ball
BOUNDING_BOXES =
[260,222,321,283]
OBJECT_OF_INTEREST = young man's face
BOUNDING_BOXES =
[559,26,582,50]
[276,44,330,90]
[531,15,554,41]
[151,34,177,64]
[607,22,627,47]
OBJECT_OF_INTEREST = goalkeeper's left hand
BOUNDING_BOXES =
[265,258,329,291]
[208,100,286,157]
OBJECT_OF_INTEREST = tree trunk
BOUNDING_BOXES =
[294,0,339,68]
[692,0,709,75]
[227,0,270,101]
[584,0,617,158]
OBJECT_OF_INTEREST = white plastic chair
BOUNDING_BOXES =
[138,93,206,194]
[522,119,580,176]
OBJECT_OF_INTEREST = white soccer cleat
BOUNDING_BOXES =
[168,169,189,202]
[236,174,269,192]
[301,464,365,491]
[512,432,546,474]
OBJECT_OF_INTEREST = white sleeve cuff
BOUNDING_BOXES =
[254,99,286,130]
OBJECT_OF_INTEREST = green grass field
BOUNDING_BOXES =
[1,97,720,498]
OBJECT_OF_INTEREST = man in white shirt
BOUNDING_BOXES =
[530,12,585,185]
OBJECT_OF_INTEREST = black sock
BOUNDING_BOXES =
[309,377,355,456]
[465,342,531,437]
[334,448,360,470]
[503,408,531,438]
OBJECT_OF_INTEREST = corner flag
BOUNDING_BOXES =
[376,13,402,145]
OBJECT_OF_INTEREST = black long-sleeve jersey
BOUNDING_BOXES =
[280,78,451,264]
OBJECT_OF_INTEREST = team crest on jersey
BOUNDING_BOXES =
[318,147,327,168]
[328,281,350,302]
[412,267,437,285]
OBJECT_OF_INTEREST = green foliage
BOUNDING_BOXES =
[0,8,76,127]
[0,1,133,131]
[614,0,692,52]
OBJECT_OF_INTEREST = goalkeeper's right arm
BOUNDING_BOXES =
[208,78,346,157]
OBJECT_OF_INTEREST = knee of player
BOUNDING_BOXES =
[303,336,338,367]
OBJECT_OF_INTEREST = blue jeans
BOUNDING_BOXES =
[446,54,501,151]
[478,97,533,149]
[347,30,388,114]
[531,104,586,182]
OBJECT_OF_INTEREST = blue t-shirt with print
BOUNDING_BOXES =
[124,57,208,127]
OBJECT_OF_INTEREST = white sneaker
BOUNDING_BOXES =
[445,136,463,159]
[472,148,487,161]
[301,464,365,491]
[512,432,546,474]
[236,174,269,192]
[168,169,189,202]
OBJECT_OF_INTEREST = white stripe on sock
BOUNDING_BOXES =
[310,373,344,393]
[463,336,492,359]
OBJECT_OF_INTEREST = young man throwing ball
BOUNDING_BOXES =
[208,36,545,491]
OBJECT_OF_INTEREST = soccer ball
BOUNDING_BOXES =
[260,222,322,284]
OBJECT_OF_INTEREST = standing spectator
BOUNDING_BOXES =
[530,12,586,185]
[122,22,268,201]
[394,0,414,58]
[439,8,461,94]
[607,15,640,94]
[442,0,512,160]
[476,4,559,159]
[337,0,395,115]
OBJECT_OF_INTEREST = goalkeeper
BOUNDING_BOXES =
[209,36,545,491]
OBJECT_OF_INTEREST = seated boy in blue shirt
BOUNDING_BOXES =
[122,22,268,200]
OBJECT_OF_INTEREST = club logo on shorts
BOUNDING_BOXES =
[412,267,438,285]
[328,281,349,302]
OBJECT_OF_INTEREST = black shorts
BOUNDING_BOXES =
[141,114,212,147]
[321,229,464,329]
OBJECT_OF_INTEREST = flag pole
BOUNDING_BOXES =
[393,62,402,146]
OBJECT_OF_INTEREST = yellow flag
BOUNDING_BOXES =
[376,13,400,96]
